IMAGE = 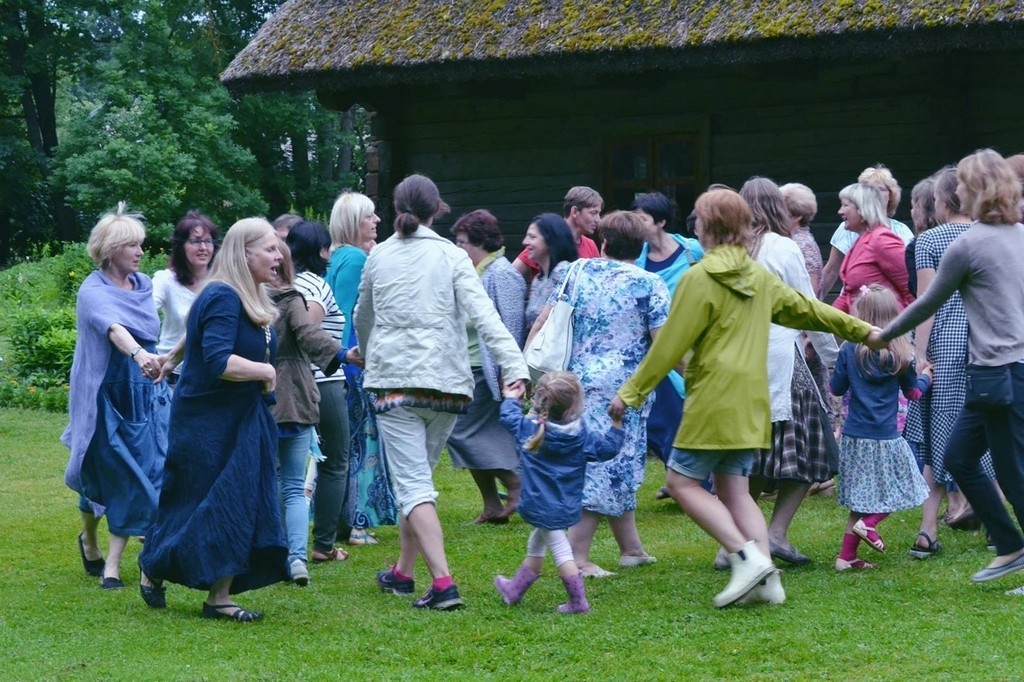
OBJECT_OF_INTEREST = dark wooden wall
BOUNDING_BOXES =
[335,50,1024,256]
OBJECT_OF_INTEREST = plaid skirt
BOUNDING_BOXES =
[753,347,837,483]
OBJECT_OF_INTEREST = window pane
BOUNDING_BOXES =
[610,142,650,183]
[658,139,695,181]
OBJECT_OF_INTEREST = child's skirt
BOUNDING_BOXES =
[837,435,929,514]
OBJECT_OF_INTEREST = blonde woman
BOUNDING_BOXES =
[63,204,169,591]
[141,218,287,622]
[819,164,914,298]
[326,192,398,539]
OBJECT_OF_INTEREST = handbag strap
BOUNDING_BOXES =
[555,259,587,303]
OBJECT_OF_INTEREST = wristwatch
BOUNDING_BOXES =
[130,345,143,359]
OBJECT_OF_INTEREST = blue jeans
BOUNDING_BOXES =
[945,363,1024,555]
[278,427,314,564]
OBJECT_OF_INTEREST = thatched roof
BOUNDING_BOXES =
[222,0,1024,93]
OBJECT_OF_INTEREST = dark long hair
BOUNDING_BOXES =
[533,212,578,275]
[169,210,218,286]
[285,220,331,275]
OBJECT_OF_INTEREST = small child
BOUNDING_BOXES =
[494,371,624,613]
[830,284,933,570]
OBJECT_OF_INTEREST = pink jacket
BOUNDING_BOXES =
[833,226,913,313]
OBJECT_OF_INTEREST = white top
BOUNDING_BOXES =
[829,217,914,254]
[755,233,839,422]
[293,270,345,383]
[152,269,196,371]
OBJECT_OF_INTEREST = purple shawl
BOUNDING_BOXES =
[62,270,160,495]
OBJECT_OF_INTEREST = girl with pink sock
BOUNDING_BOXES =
[494,371,623,613]
[830,284,932,570]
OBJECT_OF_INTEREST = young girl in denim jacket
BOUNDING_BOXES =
[830,284,932,570]
[494,371,623,613]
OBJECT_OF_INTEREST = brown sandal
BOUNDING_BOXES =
[312,547,349,563]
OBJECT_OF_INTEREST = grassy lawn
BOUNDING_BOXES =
[2,406,1023,681]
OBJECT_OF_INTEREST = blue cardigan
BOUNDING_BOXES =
[499,398,623,529]
[830,343,931,440]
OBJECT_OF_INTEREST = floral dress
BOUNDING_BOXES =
[554,259,671,516]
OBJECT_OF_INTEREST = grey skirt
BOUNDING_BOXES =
[447,368,520,472]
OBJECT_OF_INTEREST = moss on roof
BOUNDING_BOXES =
[222,0,1024,92]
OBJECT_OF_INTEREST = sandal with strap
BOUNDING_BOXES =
[202,602,263,622]
[853,519,886,553]
[908,532,942,560]
[312,547,349,562]
[348,529,380,545]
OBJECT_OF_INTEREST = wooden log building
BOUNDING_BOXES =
[222,1,1024,249]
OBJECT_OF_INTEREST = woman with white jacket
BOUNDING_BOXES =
[355,174,530,610]
[740,178,839,566]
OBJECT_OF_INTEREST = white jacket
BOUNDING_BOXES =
[755,233,839,422]
[354,225,529,398]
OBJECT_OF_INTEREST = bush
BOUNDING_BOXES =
[0,242,166,412]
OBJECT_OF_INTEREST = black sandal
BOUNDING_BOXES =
[201,602,263,622]
[78,533,105,577]
[139,559,166,608]
[908,531,942,560]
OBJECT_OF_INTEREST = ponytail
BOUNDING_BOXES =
[392,174,450,238]
[394,211,421,237]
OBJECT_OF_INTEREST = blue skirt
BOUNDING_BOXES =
[80,350,169,536]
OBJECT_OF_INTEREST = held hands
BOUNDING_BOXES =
[344,347,364,368]
[608,395,627,424]
[503,379,527,400]
[134,349,164,382]
[863,326,887,351]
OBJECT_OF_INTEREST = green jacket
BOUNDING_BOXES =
[618,245,871,451]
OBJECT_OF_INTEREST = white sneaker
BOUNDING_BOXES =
[737,569,786,606]
[290,559,309,587]
[713,541,775,608]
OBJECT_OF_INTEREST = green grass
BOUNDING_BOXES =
[2,406,1023,680]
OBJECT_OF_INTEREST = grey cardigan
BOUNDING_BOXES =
[479,255,527,400]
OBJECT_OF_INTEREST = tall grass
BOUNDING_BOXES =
[1,406,1023,681]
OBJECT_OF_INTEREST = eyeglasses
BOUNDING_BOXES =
[186,238,215,247]
[454,238,470,246]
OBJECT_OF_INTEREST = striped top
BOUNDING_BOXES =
[294,270,346,383]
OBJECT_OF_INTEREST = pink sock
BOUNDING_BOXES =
[839,532,861,560]
[862,513,889,528]
[432,575,453,591]
[392,567,413,582]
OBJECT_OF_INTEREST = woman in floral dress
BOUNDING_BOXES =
[528,211,670,577]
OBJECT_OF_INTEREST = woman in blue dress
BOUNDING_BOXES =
[63,204,170,591]
[526,211,671,578]
[140,218,288,622]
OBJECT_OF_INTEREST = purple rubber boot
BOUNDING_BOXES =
[493,561,540,602]
[557,573,591,614]
[494,565,540,605]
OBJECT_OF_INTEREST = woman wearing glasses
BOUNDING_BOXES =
[152,211,218,389]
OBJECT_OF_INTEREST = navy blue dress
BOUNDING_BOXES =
[141,283,288,594]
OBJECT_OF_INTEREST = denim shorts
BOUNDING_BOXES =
[667,447,755,480]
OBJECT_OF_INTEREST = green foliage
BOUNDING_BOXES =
[0,243,165,411]
[55,5,269,238]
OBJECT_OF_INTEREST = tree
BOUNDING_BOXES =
[55,3,268,237]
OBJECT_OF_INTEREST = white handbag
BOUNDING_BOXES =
[524,260,585,381]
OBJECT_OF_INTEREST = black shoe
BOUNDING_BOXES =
[101,576,125,590]
[78,533,105,577]
[139,559,166,608]
[201,602,263,622]
[377,568,415,596]
[412,584,465,610]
